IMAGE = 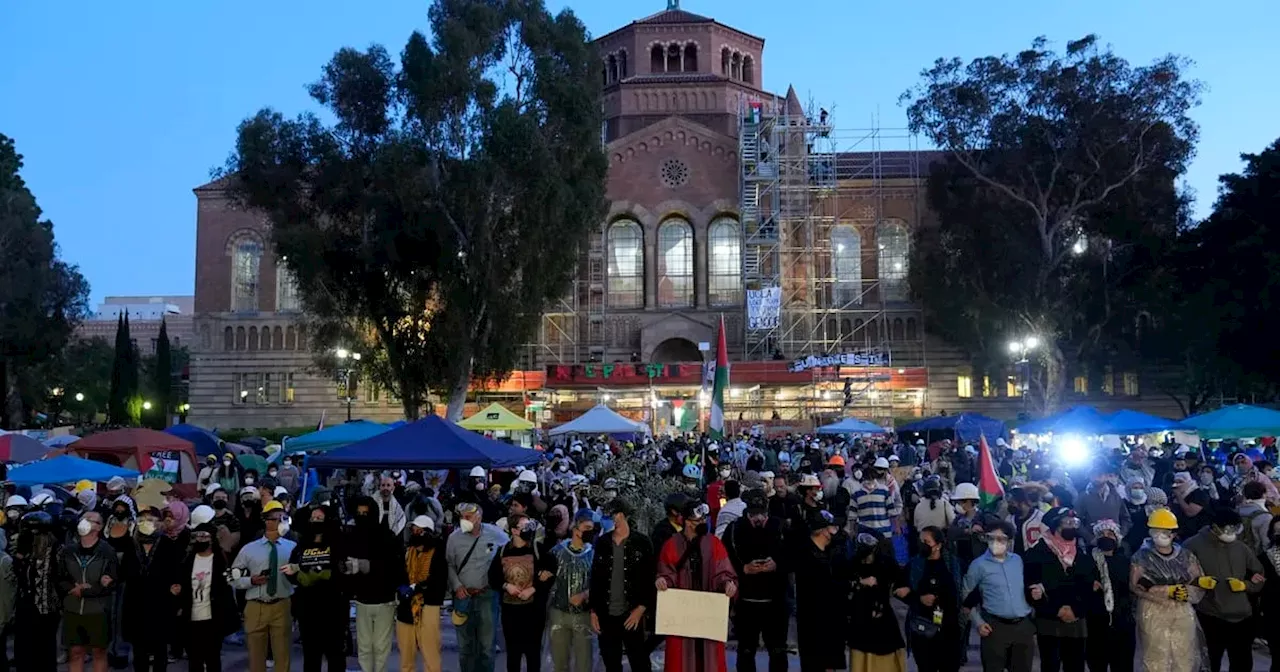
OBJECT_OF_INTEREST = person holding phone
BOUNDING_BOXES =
[721,490,788,672]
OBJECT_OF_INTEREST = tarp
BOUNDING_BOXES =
[898,412,1008,443]
[307,415,542,470]
[548,404,649,436]
[816,417,887,435]
[1181,404,1280,440]
[282,420,392,455]
[1098,410,1186,435]
[165,424,223,459]
[1015,406,1109,436]
[0,434,53,463]
[43,435,80,448]
[60,428,199,499]
[459,403,534,432]
[7,455,141,486]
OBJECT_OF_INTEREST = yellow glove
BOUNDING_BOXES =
[1196,576,1218,590]
[1167,584,1190,602]
[1227,578,1247,593]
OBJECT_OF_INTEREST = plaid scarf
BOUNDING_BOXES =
[405,545,435,622]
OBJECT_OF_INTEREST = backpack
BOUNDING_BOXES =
[1240,508,1268,554]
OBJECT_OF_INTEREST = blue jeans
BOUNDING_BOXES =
[457,591,497,672]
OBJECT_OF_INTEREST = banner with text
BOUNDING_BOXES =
[746,286,781,331]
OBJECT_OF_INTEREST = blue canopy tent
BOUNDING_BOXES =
[1181,404,1280,440]
[281,420,392,455]
[816,418,887,435]
[307,415,542,470]
[1015,406,1109,436]
[165,424,223,459]
[898,413,1007,444]
[1099,410,1186,435]
[8,455,141,486]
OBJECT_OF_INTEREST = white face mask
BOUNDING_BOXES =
[1129,491,1148,505]
[1151,531,1173,548]
[223,460,232,467]
[1216,532,1237,544]
[137,520,158,536]
[989,540,1008,557]
[278,521,290,537]
[244,477,255,485]
[459,518,476,533]
[77,519,93,537]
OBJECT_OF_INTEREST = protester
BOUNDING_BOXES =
[448,501,508,672]
[548,510,596,672]
[397,515,448,672]
[1239,480,1273,555]
[722,489,788,672]
[491,513,555,672]
[346,495,408,672]
[590,499,654,672]
[655,501,737,672]
[1130,508,1202,672]
[14,510,63,669]
[904,526,962,672]
[1077,468,1130,544]
[913,476,954,532]
[1258,516,1280,671]
[179,521,238,672]
[1184,508,1265,672]
[0,529,13,672]
[960,520,1035,672]
[61,510,119,672]
[288,502,348,672]
[847,527,906,672]
[120,502,183,671]
[231,499,296,672]
[1085,519,1134,672]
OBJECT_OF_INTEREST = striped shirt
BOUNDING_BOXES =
[848,480,901,536]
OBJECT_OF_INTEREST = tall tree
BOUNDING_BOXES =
[901,35,1200,412]
[222,0,607,420]
[122,313,141,425]
[151,318,172,428]
[108,314,127,424]
[0,134,90,429]
[52,337,115,424]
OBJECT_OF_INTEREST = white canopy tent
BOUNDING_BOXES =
[548,404,651,436]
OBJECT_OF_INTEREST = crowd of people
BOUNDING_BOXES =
[0,432,1275,672]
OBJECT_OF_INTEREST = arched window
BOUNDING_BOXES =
[666,44,682,73]
[231,237,263,312]
[607,220,644,309]
[683,43,698,72]
[657,219,694,308]
[731,53,741,80]
[272,326,284,350]
[601,62,608,86]
[260,326,271,350]
[223,326,234,351]
[831,224,863,306]
[742,55,755,85]
[618,50,628,78]
[853,318,865,341]
[607,54,618,83]
[877,219,910,302]
[825,319,838,342]
[840,319,852,339]
[235,326,247,351]
[708,218,742,307]
[906,318,918,340]
[285,325,297,350]
[893,318,905,341]
[248,326,259,351]
[276,263,300,312]
[721,48,731,76]
[651,45,664,73]
[296,325,307,350]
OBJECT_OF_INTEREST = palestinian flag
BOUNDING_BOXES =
[709,316,729,439]
[978,434,1004,509]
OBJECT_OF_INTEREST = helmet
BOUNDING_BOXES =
[602,477,619,490]
[516,470,538,484]
[682,464,703,480]
[20,510,53,533]
[29,492,55,507]
[922,475,943,496]
[189,505,216,528]
[952,483,980,501]
[261,500,285,514]
[827,455,846,467]
[469,466,487,478]
[1146,508,1178,530]
[74,480,94,494]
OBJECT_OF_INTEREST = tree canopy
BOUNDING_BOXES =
[221,0,607,420]
[901,35,1200,412]
[0,134,90,429]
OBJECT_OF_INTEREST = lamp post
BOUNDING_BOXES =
[1007,336,1040,411]
[336,349,362,422]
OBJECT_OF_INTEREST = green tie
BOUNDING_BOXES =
[267,541,278,597]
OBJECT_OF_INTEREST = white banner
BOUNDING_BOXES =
[788,350,890,372]
[746,286,781,330]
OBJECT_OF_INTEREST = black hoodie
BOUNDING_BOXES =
[344,516,407,604]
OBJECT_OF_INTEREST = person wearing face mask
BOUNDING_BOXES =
[198,455,219,492]
[205,486,242,558]
[913,475,955,533]
[13,510,63,670]
[396,515,448,672]
[849,458,901,542]
[959,520,1035,672]
[902,526,962,672]
[655,501,737,672]
[945,483,984,571]
[1237,480,1273,556]
[489,513,555,672]
[230,499,297,672]
[275,457,301,496]
[179,520,237,672]
[1006,484,1048,554]
[1084,519,1134,672]
[1077,466,1130,545]
[101,494,135,667]
[120,503,184,672]
[590,499,654,672]
[59,511,120,672]
[287,503,347,672]
[214,454,242,495]
[547,510,596,672]
[1022,507,1098,672]
[1130,507,1203,672]
[722,490,788,672]
[1258,517,1280,672]
[343,496,407,672]
[1120,479,1150,554]
[1184,508,1265,672]
[651,492,689,557]
[713,481,745,538]
[447,501,509,672]
[846,525,906,672]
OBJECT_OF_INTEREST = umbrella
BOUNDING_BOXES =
[164,424,223,459]
[237,453,268,476]
[0,434,53,463]
[7,455,141,486]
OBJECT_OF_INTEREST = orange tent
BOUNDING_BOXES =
[60,428,199,499]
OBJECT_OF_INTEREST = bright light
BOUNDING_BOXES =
[1024,336,1040,350]
[1008,341,1022,354]
[730,388,741,398]
[821,390,831,401]
[836,244,845,252]
[336,348,349,359]
[1071,236,1087,255]
[74,393,85,402]
[240,390,248,399]
[1059,435,1091,466]
[897,368,905,374]
[142,401,152,410]
[351,352,362,361]
[602,394,611,402]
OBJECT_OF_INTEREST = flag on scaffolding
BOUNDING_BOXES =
[977,434,1004,510]
[709,316,729,439]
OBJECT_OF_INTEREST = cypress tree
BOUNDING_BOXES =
[108,314,126,425]
[152,318,172,429]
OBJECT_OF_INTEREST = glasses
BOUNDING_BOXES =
[985,534,1011,543]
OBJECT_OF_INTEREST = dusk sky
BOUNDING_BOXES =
[2,0,1276,303]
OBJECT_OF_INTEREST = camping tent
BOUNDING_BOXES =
[165,424,223,459]
[459,403,535,432]
[548,404,649,436]
[898,412,1007,443]
[281,420,392,455]
[1098,410,1185,435]
[308,415,542,470]
[1181,404,1280,440]
[7,455,141,486]
[61,428,198,498]
[0,433,53,463]
[1015,406,1109,436]
[816,417,887,435]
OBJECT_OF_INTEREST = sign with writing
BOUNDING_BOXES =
[545,363,702,385]
[788,350,890,372]
[746,286,781,330]
[144,450,180,484]
[655,588,730,642]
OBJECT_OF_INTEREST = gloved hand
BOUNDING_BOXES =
[1227,578,1247,592]
[343,558,360,575]
[1167,584,1190,602]
[1196,576,1218,590]
[357,559,371,574]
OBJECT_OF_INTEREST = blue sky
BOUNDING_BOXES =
[2,0,1276,303]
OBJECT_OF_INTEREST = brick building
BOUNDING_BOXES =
[186,4,1181,431]
[77,296,195,355]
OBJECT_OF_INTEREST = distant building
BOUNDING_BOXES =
[77,295,195,355]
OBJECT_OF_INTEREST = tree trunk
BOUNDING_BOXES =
[1041,344,1067,415]
[445,358,473,421]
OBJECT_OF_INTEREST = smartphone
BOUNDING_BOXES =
[1136,576,1154,590]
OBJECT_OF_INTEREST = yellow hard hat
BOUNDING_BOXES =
[74,480,94,494]
[1146,507,1178,530]
[261,500,285,514]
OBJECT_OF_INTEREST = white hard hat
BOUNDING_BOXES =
[915,439,925,445]
[952,483,980,501]
[189,505,216,528]
[873,457,891,469]
[469,466,487,478]
[798,474,821,488]
[888,454,900,462]
[411,515,434,532]
[29,492,55,506]
[273,486,290,498]
[205,483,223,496]
[4,495,27,508]
[516,470,538,483]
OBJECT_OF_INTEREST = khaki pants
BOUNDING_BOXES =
[245,599,292,672]
[396,606,443,672]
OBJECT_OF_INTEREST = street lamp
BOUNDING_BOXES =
[74,392,84,402]
[335,348,362,421]
[143,401,152,411]
[1007,335,1040,408]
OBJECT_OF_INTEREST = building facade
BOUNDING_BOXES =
[77,296,195,355]
[187,4,1180,431]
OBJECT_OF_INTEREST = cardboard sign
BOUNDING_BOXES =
[655,588,730,642]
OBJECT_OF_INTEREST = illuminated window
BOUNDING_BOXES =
[957,368,973,399]
[365,382,381,403]
[607,221,644,309]
[276,264,301,312]
[831,224,863,306]
[708,219,742,307]
[982,376,994,398]
[1073,375,1088,395]
[233,373,250,404]
[231,239,262,312]
[657,219,694,308]
[1102,366,1115,395]
[1123,372,1140,396]
[876,219,909,302]
[281,373,295,404]
[1006,375,1021,397]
